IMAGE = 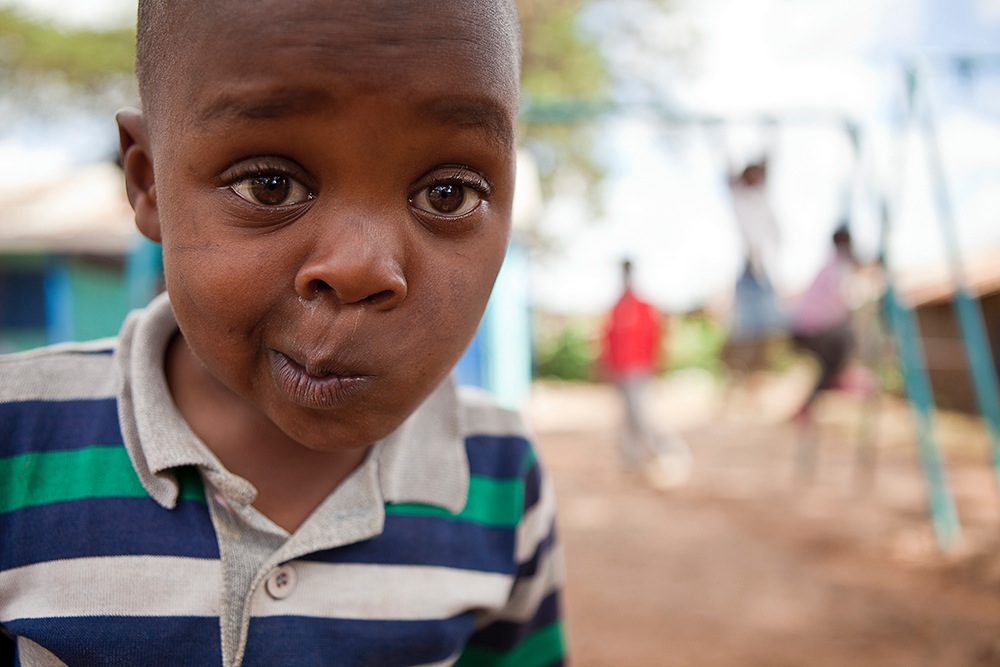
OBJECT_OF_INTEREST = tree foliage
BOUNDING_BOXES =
[515,0,686,206]
[514,0,611,209]
[0,8,134,85]
[518,0,607,104]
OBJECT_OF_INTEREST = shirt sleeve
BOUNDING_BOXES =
[455,449,567,667]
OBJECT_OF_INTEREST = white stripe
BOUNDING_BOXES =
[16,637,70,667]
[494,544,564,624]
[0,556,221,621]
[253,562,512,620]
[516,472,558,563]
[0,343,119,403]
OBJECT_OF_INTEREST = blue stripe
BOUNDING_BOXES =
[242,614,476,667]
[0,497,218,570]
[523,458,542,511]
[515,525,557,580]
[0,399,123,456]
[4,616,221,665]
[465,434,533,479]
[465,590,562,653]
[301,513,516,574]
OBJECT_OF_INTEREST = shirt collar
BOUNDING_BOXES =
[116,292,469,515]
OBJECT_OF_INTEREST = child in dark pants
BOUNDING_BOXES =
[790,226,857,422]
[0,1,565,665]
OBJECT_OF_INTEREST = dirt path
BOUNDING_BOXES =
[525,373,1000,666]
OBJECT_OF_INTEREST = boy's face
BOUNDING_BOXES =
[121,0,519,451]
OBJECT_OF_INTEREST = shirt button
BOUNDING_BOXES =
[265,564,297,600]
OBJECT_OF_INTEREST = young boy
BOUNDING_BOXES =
[599,259,661,472]
[0,1,566,665]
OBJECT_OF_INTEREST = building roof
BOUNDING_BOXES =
[897,246,1000,307]
[0,161,136,255]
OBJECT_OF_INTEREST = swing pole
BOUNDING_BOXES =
[910,62,1000,494]
[883,284,962,549]
[873,69,963,552]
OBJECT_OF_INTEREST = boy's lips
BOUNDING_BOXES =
[268,349,371,409]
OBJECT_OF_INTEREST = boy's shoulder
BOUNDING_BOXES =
[456,384,530,440]
[455,385,543,479]
[0,337,121,405]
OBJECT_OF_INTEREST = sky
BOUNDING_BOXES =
[3,0,1000,315]
[1,0,133,28]
[527,0,1000,314]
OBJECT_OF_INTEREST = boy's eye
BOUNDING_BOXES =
[231,173,313,207]
[427,184,475,214]
[410,174,488,218]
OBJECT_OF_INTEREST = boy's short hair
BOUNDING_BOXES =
[134,0,522,134]
[133,0,174,117]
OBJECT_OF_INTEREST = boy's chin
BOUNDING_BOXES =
[271,411,403,454]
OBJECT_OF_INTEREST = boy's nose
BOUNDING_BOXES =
[293,223,407,310]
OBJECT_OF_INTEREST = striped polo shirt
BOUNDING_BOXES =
[0,294,565,667]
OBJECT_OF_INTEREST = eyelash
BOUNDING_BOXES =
[222,159,314,206]
[409,167,492,219]
[439,168,491,194]
[220,160,492,218]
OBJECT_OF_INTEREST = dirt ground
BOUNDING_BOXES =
[524,369,1000,666]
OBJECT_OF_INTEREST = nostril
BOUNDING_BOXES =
[362,290,397,306]
[306,279,332,299]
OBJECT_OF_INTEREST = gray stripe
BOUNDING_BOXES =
[16,637,70,667]
[0,342,119,403]
[251,561,513,620]
[458,385,528,438]
[516,473,558,563]
[0,556,221,621]
[495,546,564,624]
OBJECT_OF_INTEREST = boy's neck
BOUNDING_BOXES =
[164,332,369,533]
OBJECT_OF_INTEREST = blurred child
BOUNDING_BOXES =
[722,159,787,384]
[600,259,662,472]
[790,225,859,422]
[600,260,691,487]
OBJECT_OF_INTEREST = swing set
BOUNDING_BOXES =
[524,54,1000,552]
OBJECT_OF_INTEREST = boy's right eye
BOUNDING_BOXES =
[231,173,314,207]
[221,158,316,208]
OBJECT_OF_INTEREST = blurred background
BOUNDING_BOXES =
[3,0,1000,664]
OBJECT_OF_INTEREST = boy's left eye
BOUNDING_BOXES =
[410,178,486,218]
[231,173,313,207]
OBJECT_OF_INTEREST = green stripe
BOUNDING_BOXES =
[0,446,204,513]
[174,465,208,503]
[385,475,523,528]
[456,622,566,667]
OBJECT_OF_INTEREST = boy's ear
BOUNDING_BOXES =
[116,108,161,243]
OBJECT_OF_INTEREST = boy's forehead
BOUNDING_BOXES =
[147,0,520,133]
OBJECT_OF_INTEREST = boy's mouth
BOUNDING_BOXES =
[268,350,370,409]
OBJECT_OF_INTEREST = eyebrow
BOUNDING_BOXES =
[194,88,335,127]
[416,97,516,150]
[193,89,515,149]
